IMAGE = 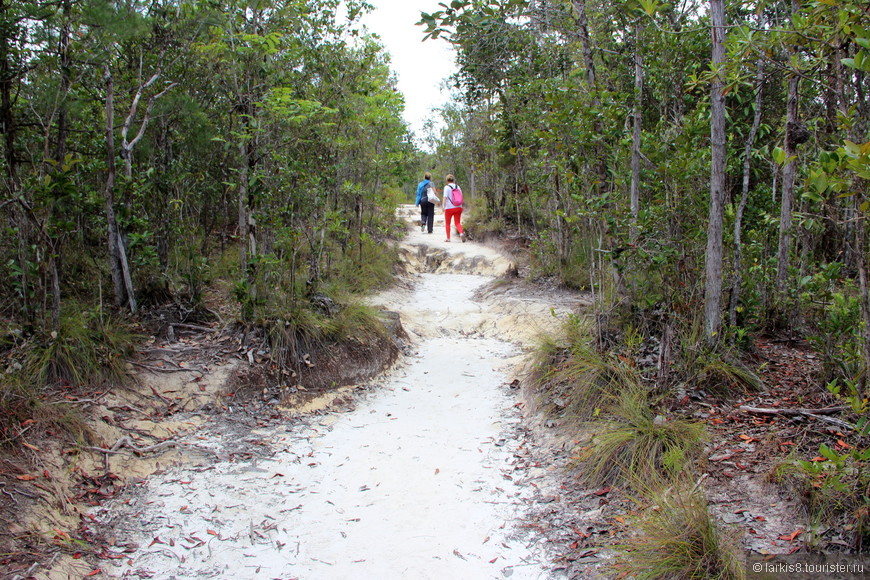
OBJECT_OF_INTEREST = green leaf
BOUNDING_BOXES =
[772,146,786,166]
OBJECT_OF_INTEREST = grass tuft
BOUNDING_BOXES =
[617,485,746,580]
[534,315,641,422]
[575,388,708,489]
[23,308,135,389]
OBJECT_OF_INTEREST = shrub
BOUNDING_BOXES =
[773,443,870,551]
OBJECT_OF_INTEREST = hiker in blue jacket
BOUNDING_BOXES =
[415,172,436,234]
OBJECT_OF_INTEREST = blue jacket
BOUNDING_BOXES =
[415,179,431,206]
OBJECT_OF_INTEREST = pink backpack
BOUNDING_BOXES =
[449,184,463,206]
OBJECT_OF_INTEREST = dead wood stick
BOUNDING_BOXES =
[739,405,855,431]
[171,323,217,333]
[803,413,856,431]
[90,436,178,471]
[738,405,847,416]
[128,360,205,374]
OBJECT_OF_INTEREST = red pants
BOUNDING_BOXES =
[444,208,463,239]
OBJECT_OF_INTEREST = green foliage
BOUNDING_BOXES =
[616,486,745,580]
[802,274,866,384]
[775,443,870,550]
[575,388,708,490]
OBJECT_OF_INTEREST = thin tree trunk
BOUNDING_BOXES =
[571,0,607,193]
[729,58,765,327]
[104,64,137,313]
[571,0,596,87]
[54,0,71,163]
[776,0,801,295]
[704,0,727,341]
[629,22,643,242]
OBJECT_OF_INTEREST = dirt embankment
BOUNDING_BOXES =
[1,312,406,579]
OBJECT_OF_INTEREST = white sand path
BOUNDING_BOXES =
[95,207,580,579]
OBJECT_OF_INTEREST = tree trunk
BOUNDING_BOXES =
[704,0,727,341]
[629,22,643,243]
[104,64,137,313]
[776,0,801,295]
[729,58,765,327]
[571,0,607,193]
[54,0,71,163]
[571,0,596,87]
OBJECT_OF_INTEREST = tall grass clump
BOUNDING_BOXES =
[675,321,763,395]
[266,298,388,370]
[23,306,135,388]
[617,486,745,580]
[533,313,640,422]
[575,387,708,489]
[0,306,133,447]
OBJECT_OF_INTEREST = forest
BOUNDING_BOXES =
[420,0,870,571]
[1,0,869,576]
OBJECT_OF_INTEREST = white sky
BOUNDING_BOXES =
[359,0,457,142]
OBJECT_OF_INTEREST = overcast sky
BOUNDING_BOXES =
[359,0,457,143]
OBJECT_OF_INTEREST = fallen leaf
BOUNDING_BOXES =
[836,440,852,450]
[810,456,827,462]
[738,434,755,442]
[22,442,41,452]
[489,557,498,563]
[613,516,625,524]
[15,474,36,481]
[593,486,612,496]
[207,529,219,536]
[84,570,101,577]
[778,529,803,542]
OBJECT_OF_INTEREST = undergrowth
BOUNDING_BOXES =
[773,443,870,551]
[1,305,134,447]
[574,388,708,490]
[616,485,746,580]
[533,314,640,422]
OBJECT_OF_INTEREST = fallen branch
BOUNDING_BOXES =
[91,436,178,455]
[128,360,205,374]
[739,405,855,431]
[89,436,179,472]
[738,405,847,416]
[171,323,217,333]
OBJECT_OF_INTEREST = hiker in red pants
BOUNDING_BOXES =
[442,174,465,243]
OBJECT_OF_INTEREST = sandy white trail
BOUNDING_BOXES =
[99,272,551,579]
